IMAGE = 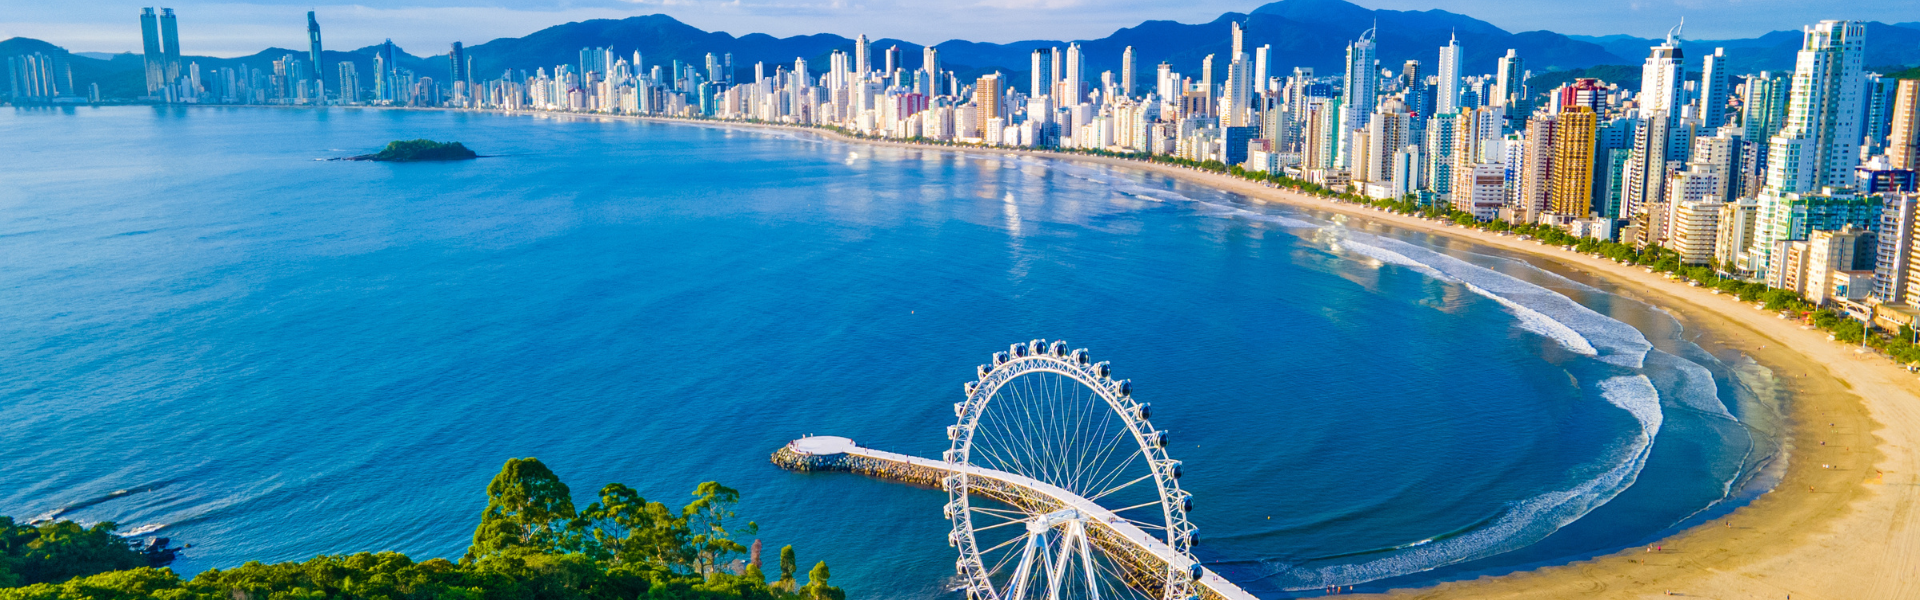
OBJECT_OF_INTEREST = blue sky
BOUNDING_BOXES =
[3,0,1918,57]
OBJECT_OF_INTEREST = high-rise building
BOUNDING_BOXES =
[884,46,899,75]
[973,74,1002,135]
[1551,107,1600,217]
[451,43,469,85]
[1876,194,1919,302]
[1743,72,1790,142]
[160,8,181,83]
[1436,33,1462,114]
[1339,27,1378,169]
[1621,111,1674,218]
[140,8,164,94]
[1640,25,1686,118]
[1223,51,1253,127]
[1493,49,1522,108]
[1763,20,1868,195]
[337,61,359,104]
[1030,50,1049,98]
[854,35,869,76]
[1697,48,1732,128]
[1452,106,1507,220]
[307,11,324,92]
[1426,112,1457,200]
[1254,45,1271,95]
[1121,46,1135,99]
[1891,80,1920,170]
[1064,43,1084,104]
[1864,75,1900,154]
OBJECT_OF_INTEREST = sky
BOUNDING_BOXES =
[3,0,1918,58]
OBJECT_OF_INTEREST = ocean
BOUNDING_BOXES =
[0,106,1781,596]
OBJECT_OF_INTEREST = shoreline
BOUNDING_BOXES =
[634,114,1920,598]
[177,106,1920,597]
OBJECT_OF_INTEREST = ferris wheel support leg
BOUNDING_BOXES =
[1077,523,1101,600]
[1043,522,1078,600]
[1007,530,1045,600]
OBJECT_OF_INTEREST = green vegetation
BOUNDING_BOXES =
[0,518,165,588]
[361,139,478,162]
[1887,65,1920,80]
[0,458,844,600]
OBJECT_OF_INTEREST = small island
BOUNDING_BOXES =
[344,139,478,162]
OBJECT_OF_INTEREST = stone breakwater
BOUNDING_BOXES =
[769,441,946,488]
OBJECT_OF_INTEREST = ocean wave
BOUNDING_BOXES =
[1645,350,1736,420]
[1332,231,1653,368]
[1265,375,1663,589]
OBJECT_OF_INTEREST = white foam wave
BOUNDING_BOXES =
[120,523,167,536]
[1646,350,1736,420]
[1335,231,1653,368]
[1277,375,1662,589]
[1332,234,1602,357]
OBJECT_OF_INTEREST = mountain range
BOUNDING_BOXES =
[6,0,1920,102]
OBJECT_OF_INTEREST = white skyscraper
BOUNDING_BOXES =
[1749,20,1870,279]
[1064,43,1084,104]
[1764,20,1868,195]
[1224,51,1253,127]
[1493,49,1522,107]
[1339,27,1378,168]
[1698,47,1731,128]
[1121,46,1135,100]
[1254,45,1271,94]
[1639,24,1686,118]
[855,34,870,76]
[1436,33,1462,114]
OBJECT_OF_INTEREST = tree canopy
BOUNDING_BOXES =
[0,458,843,600]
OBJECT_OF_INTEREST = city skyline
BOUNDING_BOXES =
[6,0,1920,59]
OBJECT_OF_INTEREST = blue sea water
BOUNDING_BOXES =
[0,106,1782,596]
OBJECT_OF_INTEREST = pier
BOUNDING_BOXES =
[773,436,1258,600]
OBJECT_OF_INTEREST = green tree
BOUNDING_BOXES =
[578,483,691,570]
[801,561,843,600]
[464,457,580,562]
[0,518,150,588]
[684,482,756,575]
[772,546,797,592]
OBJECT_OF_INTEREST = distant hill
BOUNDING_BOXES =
[8,0,1920,102]
[1570,22,1920,74]
[442,0,1630,92]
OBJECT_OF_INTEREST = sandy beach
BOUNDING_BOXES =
[525,111,1920,598]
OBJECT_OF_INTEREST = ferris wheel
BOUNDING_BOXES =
[943,339,1200,600]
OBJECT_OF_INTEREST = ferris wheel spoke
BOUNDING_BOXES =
[971,517,1034,534]
[979,529,1038,560]
[1081,445,1146,502]
[1108,499,1169,516]
[1065,386,1115,495]
[970,505,1030,518]
[1084,472,1155,504]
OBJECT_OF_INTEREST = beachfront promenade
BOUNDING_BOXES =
[772,436,1257,600]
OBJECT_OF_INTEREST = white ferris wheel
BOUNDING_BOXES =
[943,339,1201,600]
